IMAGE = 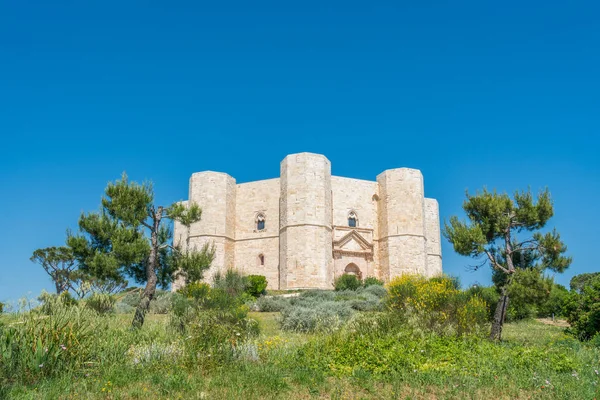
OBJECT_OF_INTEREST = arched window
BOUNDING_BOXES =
[256,213,266,231]
[348,211,357,228]
[258,254,265,266]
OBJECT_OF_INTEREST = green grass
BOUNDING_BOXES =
[2,310,599,400]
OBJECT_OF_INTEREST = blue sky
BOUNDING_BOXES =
[1,1,599,303]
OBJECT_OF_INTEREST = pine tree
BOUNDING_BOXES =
[443,188,571,340]
[67,173,213,327]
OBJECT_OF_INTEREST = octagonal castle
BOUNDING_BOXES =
[172,152,442,291]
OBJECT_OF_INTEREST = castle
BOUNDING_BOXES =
[172,152,442,291]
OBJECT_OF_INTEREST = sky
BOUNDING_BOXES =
[1,1,599,304]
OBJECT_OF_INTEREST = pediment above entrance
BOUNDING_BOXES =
[333,230,374,260]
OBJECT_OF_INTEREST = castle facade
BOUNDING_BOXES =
[172,152,442,290]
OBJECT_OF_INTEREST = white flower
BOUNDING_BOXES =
[39,364,43,368]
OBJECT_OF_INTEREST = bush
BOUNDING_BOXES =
[387,275,488,336]
[255,296,289,312]
[537,284,570,318]
[213,269,248,298]
[362,284,387,299]
[120,289,142,308]
[279,301,355,333]
[178,282,211,302]
[246,275,268,298]
[0,302,4,314]
[334,274,361,291]
[363,276,384,287]
[565,275,600,340]
[465,285,499,321]
[150,292,175,314]
[85,293,115,314]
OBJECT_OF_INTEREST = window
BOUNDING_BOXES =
[258,254,265,266]
[348,211,357,227]
[256,213,266,231]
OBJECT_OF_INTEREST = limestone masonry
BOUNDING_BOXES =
[172,152,442,291]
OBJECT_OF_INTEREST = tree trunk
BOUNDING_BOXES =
[132,209,161,328]
[490,287,509,341]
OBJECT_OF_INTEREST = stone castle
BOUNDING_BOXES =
[172,152,442,291]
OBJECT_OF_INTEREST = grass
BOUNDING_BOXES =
[2,300,599,399]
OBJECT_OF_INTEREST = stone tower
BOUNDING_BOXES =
[187,171,237,281]
[376,168,428,280]
[279,153,333,289]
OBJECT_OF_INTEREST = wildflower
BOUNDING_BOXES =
[60,344,67,350]
[595,369,599,375]
[39,364,43,368]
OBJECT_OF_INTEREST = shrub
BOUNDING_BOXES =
[456,295,488,335]
[387,275,488,336]
[537,284,570,318]
[85,293,115,314]
[178,282,211,302]
[213,269,248,298]
[299,290,336,301]
[38,291,77,314]
[120,289,142,308]
[279,301,355,333]
[0,302,4,314]
[246,275,268,298]
[150,292,175,314]
[362,284,387,299]
[565,275,600,340]
[363,276,384,287]
[465,285,499,321]
[334,274,361,291]
[255,296,289,312]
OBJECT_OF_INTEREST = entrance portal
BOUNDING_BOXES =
[344,263,362,280]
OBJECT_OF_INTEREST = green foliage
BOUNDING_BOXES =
[537,283,570,318]
[565,274,600,340]
[570,272,600,293]
[0,302,4,314]
[504,268,553,321]
[66,173,206,327]
[0,296,104,385]
[30,247,77,294]
[443,187,571,339]
[246,275,268,298]
[254,296,289,312]
[213,269,248,298]
[387,275,488,336]
[85,293,116,314]
[334,274,361,291]
[465,285,500,321]
[362,276,384,287]
[279,301,354,333]
[178,282,211,302]
[174,242,215,285]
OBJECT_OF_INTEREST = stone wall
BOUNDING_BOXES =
[234,178,280,288]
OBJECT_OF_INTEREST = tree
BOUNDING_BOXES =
[570,272,600,294]
[30,247,77,294]
[443,188,571,340]
[565,274,600,340]
[67,173,211,328]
